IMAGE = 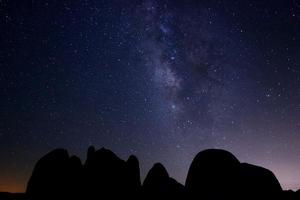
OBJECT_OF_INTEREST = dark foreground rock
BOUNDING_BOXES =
[26,149,83,199]
[143,163,185,199]
[185,149,241,199]
[185,149,283,199]
[83,146,141,199]
[26,146,141,199]
[0,148,297,200]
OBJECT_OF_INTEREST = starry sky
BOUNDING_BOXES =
[1,0,300,192]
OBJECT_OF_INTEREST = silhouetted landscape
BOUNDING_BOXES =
[0,147,299,200]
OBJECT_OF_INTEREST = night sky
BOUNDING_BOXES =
[1,0,300,192]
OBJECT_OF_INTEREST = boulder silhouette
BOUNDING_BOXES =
[185,149,240,199]
[22,147,298,200]
[26,149,83,199]
[280,190,297,200]
[83,146,141,199]
[288,189,300,200]
[185,149,283,199]
[239,163,282,198]
[143,163,184,199]
[127,155,142,193]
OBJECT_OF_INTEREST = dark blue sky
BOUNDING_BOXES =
[1,0,300,192]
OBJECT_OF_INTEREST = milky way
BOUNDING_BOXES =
[0,0,300,192]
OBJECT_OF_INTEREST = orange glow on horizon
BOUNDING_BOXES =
[0,181,26,193]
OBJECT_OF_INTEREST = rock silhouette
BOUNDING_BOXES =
[185,149,283,199]
[127,155,142,194]
[25,146,141,199]
[185,149,241,199]
[83,146,141,199]
[1,148,299,199]
[143,163,185,199]
[239,163,282,198]
[26,149,83,199]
